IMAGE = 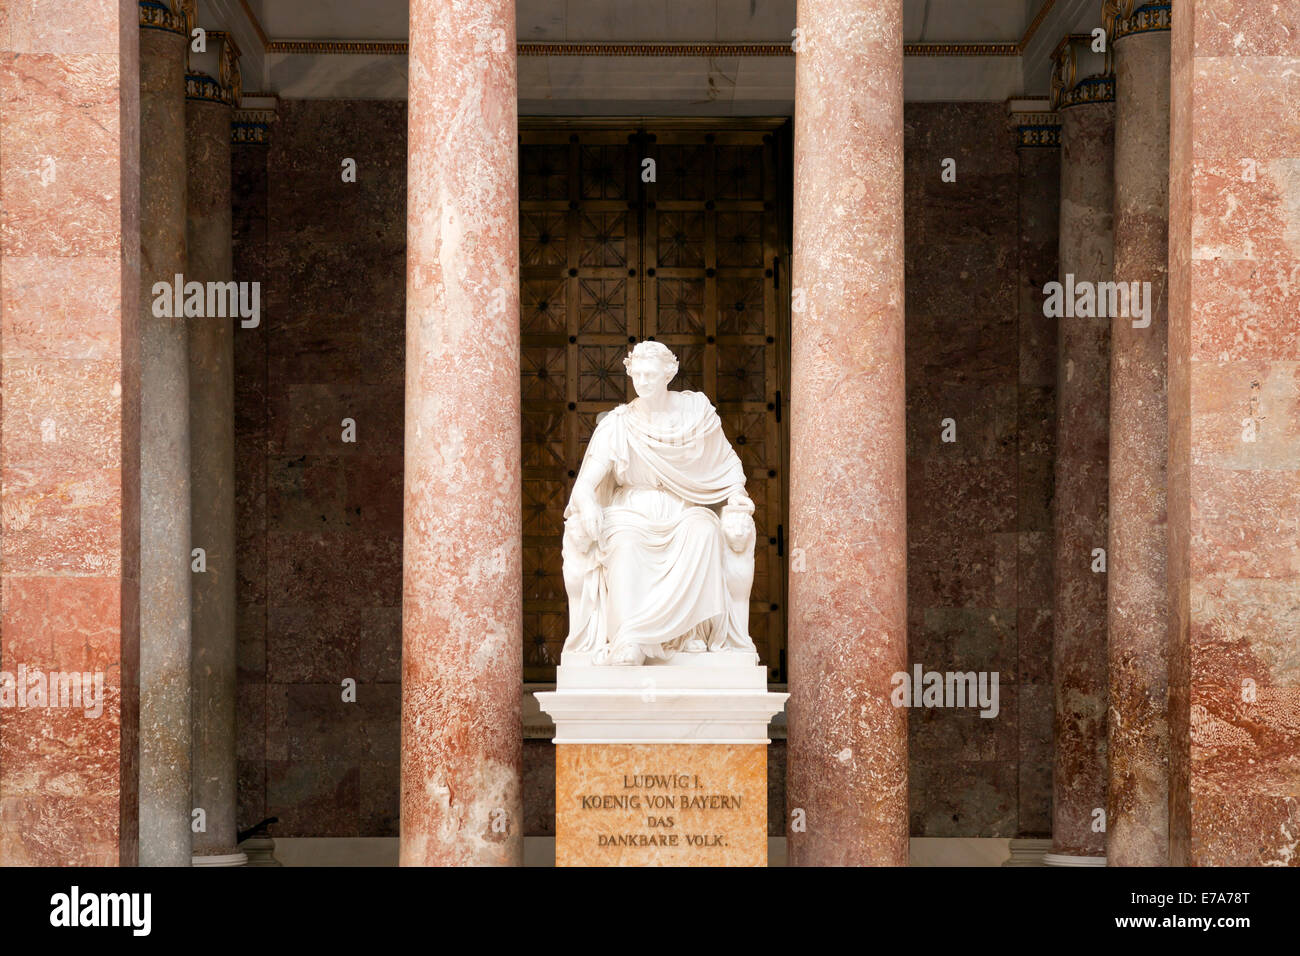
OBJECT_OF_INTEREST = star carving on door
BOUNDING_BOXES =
[579,212,627,267]
[580,145,627,199]
[657,278,705,334]
[578,279,627,335]
[521,211,566,266]
[521,144,568,200]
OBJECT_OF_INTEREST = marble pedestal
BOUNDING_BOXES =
[536,657,787,867]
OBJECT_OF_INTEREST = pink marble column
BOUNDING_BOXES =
[0,0,141,865]
[138,0,192,867]
[787,0,909,867]
[1168,0,1300,866]
[186,35,241,864]
[1106,2,1172,868]
[400,0,523,866]
[1048,38,1113,865]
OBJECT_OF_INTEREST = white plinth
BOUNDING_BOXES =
[1042,852,1107,866]
[192,851,248,867]
[535,657,788,744]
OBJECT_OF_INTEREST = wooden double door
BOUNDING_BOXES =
[518,119,791,683]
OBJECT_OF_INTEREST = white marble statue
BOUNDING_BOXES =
[561,342,759,666]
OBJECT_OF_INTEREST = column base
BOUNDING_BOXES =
[239,835,283,866]
[192,851,248,867]
[1043,851,1107,866]
[1003,838,1052,866]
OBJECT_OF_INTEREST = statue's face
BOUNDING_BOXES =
[628,359,671,399]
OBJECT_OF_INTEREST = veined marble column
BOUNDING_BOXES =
[139,0,193,867]
[1046,37,1114,867]
[1168,0,1300,866]
[1105,1,1172,868]
[787,0,908,867]
[186,32,244,866]
[400,0,523,866]
[0,0,141,866]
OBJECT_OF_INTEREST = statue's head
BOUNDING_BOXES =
[624,341,679,399]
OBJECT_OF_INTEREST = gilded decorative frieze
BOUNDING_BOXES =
[260,40,1026,58]
[139,0,193,37]
[1017,113,1062,148]
[1050,35,1115,111]
[517,42,790,56]
[904,43,1020,56]
[232,109,274,146]
[1009,100,1062,148]
[186,31,241,106]
[1019,126,1062,147]
[266,40,409,55]
[186,72,225,103]
[1056,74,1116,108]
[1105,2,1172,43]
[219,32,243,105]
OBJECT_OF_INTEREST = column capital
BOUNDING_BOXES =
[1050,34,1115,111]
[1103,2,1172,45]
[139,0,194,37]
[1009,98,1061,148]
[232,95,277,146]
[187,30,241,107]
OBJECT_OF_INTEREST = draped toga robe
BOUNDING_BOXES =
[561,391,756,662]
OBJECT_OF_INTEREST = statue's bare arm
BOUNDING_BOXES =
[568,451,611,545]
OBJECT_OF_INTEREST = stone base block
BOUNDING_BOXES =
[192,851,248,866]
[1003,837,1052,866]
[1043,852,1107,866]
[555,742,768,866]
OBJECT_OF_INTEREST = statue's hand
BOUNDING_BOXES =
[564,489,604,552]
[564,514,591,552]
[576,496,604,545]
[726,491,755,515]
[720,504,756,552]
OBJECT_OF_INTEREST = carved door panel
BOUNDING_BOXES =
[519,121,788,683]
[642,126,787,683]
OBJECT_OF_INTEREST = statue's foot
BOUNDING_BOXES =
[611,644,645,666]
[683,638,707,653]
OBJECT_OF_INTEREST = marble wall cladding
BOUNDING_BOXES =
[233,100,406,838]
[233,141,269,832]
[1167,2,1300,866]
[523,740,557,836]
[1016,144,1059,839]
[0,0,140,865]
[903,102,1057,838]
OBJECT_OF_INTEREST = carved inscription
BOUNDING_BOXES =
[554,743,768,866]
[579,772,744,848]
